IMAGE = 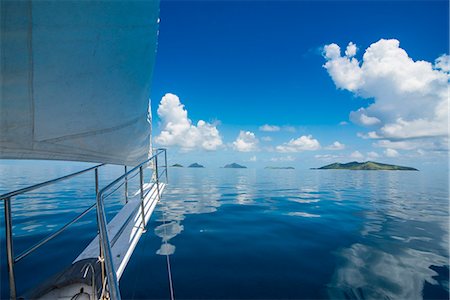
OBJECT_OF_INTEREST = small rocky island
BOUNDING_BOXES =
[188,163,204,168]
[171,163,183,167]
[224,163,247,168]
[313,161,418,171]
[265,166,295,169]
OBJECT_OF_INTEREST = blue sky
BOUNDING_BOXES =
[150,0,449,169]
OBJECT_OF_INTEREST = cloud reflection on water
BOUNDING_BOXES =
[153,170,223,255]
[328,172,449,299]
[153,169,323,255]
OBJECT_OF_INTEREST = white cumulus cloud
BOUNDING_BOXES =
[345,42,357,57]
[325,141,346,150]
[367,151,380,160]
[233,131,259,152]
[261,136,273,142]
[276,135,321,152]
[435,54,450,72]
[373,138,448,152]
[154,93,223,151]
[323,39,449,151]
[384,148,400,157]
[350,151,364,160]
[259,124,280,132]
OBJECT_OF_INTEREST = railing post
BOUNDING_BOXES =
[95,168,106,287]
[95,168,99,195]
[155,152,161,202]
[96,194,121,300]
[4,197,17,300]
[164,149,168,183]
[124,166,128,203]
[139,166,146,230]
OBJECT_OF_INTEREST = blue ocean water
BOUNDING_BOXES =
[0,163,448,299]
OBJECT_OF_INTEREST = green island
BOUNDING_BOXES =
[171,163,184,167]
[188,163,204,168]
[224,163,247,168]
[313,161,418,171]
[265,166,295,170]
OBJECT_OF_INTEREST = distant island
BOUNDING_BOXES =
[171,163,183,167]
[265,166,295,170]
[224,163,247,168]
[313,161,418,171]
[188,163,204,168]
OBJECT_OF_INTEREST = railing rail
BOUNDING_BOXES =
[1,148,168,300]
[0,164,104,200]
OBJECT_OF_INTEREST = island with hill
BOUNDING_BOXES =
[265,166,295,170]
[188,163,204,168]
[224,163,247,168]
[171,163,183,167]
[313,161,418,171]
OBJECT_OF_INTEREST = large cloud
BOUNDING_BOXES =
[233,131,259,152]
[155,93,223,151]
[276,135,321,152]
[323,39,449,151]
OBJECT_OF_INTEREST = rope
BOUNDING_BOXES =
[162,205,175,300]
[130,222,149,300]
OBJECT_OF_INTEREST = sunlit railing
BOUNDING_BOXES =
[0,148,168,300]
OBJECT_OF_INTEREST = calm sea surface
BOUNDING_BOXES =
[0,163,448,299]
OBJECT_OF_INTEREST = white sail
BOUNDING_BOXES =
[0,0,159,166]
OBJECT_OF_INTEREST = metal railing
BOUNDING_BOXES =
[96,148,168,300]
[0,148,168,300]
[1,163,104,300]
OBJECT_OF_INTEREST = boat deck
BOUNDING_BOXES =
[75,182,165,279]
[26,182,165,299]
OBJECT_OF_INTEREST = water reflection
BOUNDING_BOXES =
[287,212,321,218]
[153,169,222,255]
[328,172,449,299]
[155,221,183,255]
[2,162,448,299]
[328,243,448,299]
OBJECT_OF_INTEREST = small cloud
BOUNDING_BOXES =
[270,155,295,162]
[350,109,381,126]
[315,154,340,161]
[435,54,450,72]
[261,136,273,142]
[339,121,349,126]
[373,139,448,151]
[259,124,280,132]
[325,141,345,150]
[366,151,380,159]
[350,151,364,160]
[249,155,257,162]
[345,42,357,57]
[283,126,297,133]
[384,148,399,157]
[276,135,321,152]
[233,131,259,152]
